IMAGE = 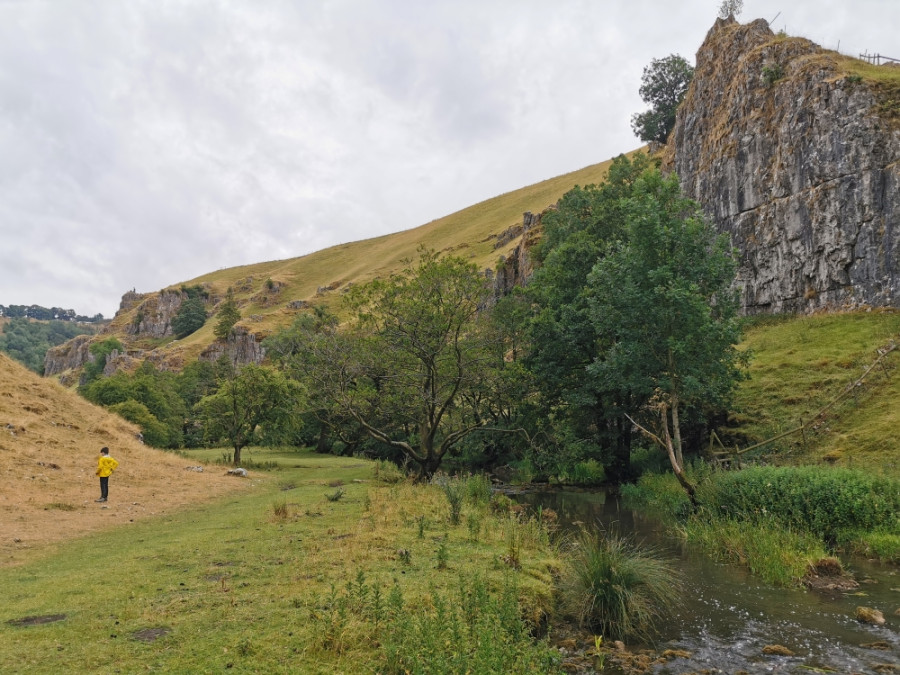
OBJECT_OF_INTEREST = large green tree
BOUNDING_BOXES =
[197,361,302,465]
[630,54,694,144]
[525,153,654,481]
[586,169,746,501]
[273,250,496,479]
[171,297,207,339]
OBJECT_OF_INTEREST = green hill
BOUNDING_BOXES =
[95,154,630,368]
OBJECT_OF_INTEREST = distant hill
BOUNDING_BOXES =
[0,353,248,566]
[45,154,629,379]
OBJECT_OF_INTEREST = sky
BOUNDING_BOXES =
[1,0,897,319]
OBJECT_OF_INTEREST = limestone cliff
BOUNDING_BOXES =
[664,17,900,313]
[488,209,546,299]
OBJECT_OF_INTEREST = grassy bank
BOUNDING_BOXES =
[732,309,900,471]
[0,449,560,674]
[622,464,900,586]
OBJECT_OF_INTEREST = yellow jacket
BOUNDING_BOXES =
[96,455,119,478]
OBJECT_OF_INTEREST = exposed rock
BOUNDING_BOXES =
[762,644,795,656]
[856,606,886,625]
[124,289,187,338]
[665,17,900,314]
[490,209,548,300]
[43,334,93,376]
[199,326,265,367]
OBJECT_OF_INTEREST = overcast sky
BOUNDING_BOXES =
[1,0,896,318]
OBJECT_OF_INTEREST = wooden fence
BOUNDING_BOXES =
[709,339,898,468]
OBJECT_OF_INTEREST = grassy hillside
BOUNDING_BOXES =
[97,154,631,368]
[728,310,900,474]
[0,353,248,566]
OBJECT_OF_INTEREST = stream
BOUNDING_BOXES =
[515,488,900,674]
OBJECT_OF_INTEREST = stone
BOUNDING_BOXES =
[762,644,795,656]
[856,606,886,625]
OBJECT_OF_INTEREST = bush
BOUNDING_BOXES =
[561,529,682,641]
[621,472,693,519]
[463,473,493,505]
[705,466,900,543]
[557,459,605,486]
[373,460,406,484]
[381,576,559,674]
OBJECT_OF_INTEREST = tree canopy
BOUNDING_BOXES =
[269,249,499,479]
[630,54,694,144]
[585,168,746,499]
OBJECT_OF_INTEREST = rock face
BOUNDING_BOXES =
[489,209,547,299]
[664,17,900,313]
[125,289,190,338]
[43,334,93,377]
[198,326,265,366]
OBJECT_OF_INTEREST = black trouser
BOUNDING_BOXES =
[100,476,109,499]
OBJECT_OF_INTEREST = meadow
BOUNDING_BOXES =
[0,448,561,674]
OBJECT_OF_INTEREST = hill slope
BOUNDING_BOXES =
[0,353,248,566]
[45,155,629,378]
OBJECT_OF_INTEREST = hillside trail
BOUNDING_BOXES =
[0,354,255,567]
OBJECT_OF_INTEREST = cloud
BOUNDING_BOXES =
[0,0,897,317]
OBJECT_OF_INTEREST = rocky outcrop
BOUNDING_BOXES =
[489,209,547,299]
[198,326,265,366]
[125,289,188,338]
[664,17,900,313]
[43,334,93,377]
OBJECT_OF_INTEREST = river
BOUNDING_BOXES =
[515,488,900,674]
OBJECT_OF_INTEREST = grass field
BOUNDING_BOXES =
[730,309,900,473]
[0,448,559,674]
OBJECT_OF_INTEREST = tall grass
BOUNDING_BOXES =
[704,466,900,543]
[380,576,560,674]
[681,518,827,586]
[560,529,682,642]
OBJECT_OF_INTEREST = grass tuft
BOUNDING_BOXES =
[560,528,683,642]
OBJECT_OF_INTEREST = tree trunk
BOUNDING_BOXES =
[671,396,684,469]
[233,445,243,466]
[660,405,697,508]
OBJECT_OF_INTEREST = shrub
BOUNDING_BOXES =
[489,492,514,515]
[560,459,605,486]
[439,478,465,526]
[463,473,493,505]
[704,466,900,543]
[373,460,406,484]
[381,576,559,674]
[561,529,682,641]
[762,63,784,87]
[621,472,693,519]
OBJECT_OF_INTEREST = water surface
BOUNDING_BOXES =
[516,488,899,674]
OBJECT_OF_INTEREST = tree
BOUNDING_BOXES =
[524,153,654,482]
[630,54,694,144]
[196,361,302,465]
[718,0,743,19]
[171,297,207,339]
[585,169,746,503]
[214,288,241,340]
[272,250,495,480]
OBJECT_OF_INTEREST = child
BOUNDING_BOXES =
[95,447,119,503]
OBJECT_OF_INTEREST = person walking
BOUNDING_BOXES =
[95,447,119,503]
